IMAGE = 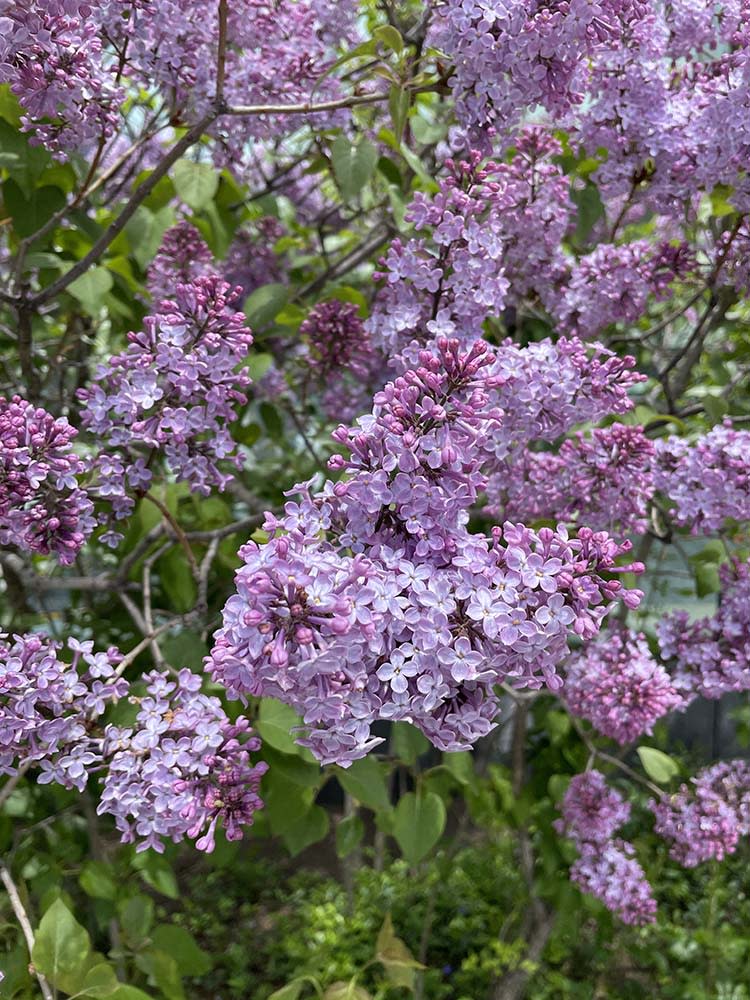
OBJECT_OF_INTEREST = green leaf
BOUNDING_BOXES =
[257,698,307,756]
[118,895,154,946]
[335,813,365,858]
[132,853,179,899]
[374,25,404,53]
[135,950,184,1000]
[264,772,315,836]
[393,792,446,865]
[78,963,121,998]
[375,913,424,988]
[259,401,284,441]
[263,747,321,787]
[336,757,391,812]
[151,925,212,976]
[109,987,155,1000]
[694,562,721,597]
[124,204,175,269]
[283,804,330,856]
[172,159,219,211]
[243,283,289,328]
[388,86,410,141]
[545,710,571,745]
[79,861,118,900]
[391,722,429,765]
[31,899,92,994]
[637,747,680,784]
[268,979,321,1000]
[442,751,475,786]
[248,352,274,381]
[331,136,378,201]
[2,178,66,238]
[160,630,209,672]
[157,546,197,613]
[323,981,372,1000]
[68,266,113,315]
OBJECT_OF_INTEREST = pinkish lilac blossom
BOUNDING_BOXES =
[78,275,253,539]
[656,560,750,700]
[208,338,643,766]
[0,396,95,564]
[487,423,655,534]
[654,421,750,534]
[147,222,216,303]
[556,771,656,924]
[99,668,268,853]
[650,760,750,868]
[563,628,683,744]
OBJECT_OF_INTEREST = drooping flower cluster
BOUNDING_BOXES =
[208,338,643,766]
[367,137,573,353]
[556,770,657,925]
[1,0,357,161]
[299,299,382,422]
[562,628,683,744]
[0,633,126,791]
[0,633,267,853]
[657,560,750,700]
[557,241,691,340]
[654,421,750,534]
[0,0,123,157]
[99,668,268,854]
[147,222,216,303]
[78,275,253,537]
[487,423,655,534]
[650,760,750,868]
[0,395,95,564]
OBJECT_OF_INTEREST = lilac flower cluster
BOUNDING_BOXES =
[0,395,95,564]
[557,241,691,340]
[208,338,643,766]
[556,771,657,925]
[651,760,750,868]
[563,628,683,744]
[100,668,268,853]
[0,0,123,157]
[3,1,357,160]
[0,633,267,853]
[367,137,573,354]
[654,421,750,534]
[299,300,382,422]
[487,423,655,534]
[430,0,643,141]
[657,560,750,700]
[147,222,216,303]
[78,275,253,539]
[0,632,125,791]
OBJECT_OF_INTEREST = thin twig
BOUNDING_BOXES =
[0,864,55,1000]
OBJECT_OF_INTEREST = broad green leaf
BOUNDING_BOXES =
[157,546,197,613]
[284,804,330,856]
[268,978,321,1000]
[172,159,219,210]
[243,283,289,328]
[79,861,118,900]
[331,135,378,201]
[31,898,92,994]
[442,751,475,786]
[259,401,284,441]
[77,963,120,998]
[388,86,410,141]
[391,722,429,764]
[135,950,184,1000]
[264,772,315,836]
[248,352,274,381]
[323,981,372,1000]
[335,813,365,858]
[336,757,390,812]
[393,792,446,865]
[263,747,321,787]
[118,895,154,946]
[68,266,113,315]
[695,562,721,597]
[161,630,208,672]
[374,24,404,53]
[132,853,179,899]
[257,698,308,756]
[637,747,680,784]
[2,178,65,238]
[151,925,212,976]
[545,709,571,745]
[124,204,175,269]
[375,913,424,988]
[109,987,155,1000]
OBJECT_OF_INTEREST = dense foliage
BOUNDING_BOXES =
[1,1,750,997]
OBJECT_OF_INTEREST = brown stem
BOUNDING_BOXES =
[0,864,55,1000]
